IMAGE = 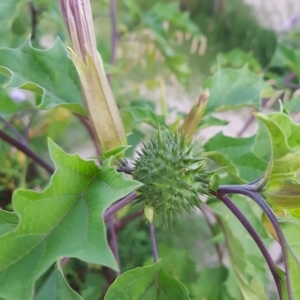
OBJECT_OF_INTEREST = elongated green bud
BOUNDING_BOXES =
[59,0,127,153]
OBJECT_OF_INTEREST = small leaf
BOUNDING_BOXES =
[255,112,300,181]
[269,43,300,78]
[0,39,86,116]
[120,105,166,129]
[34,266,82,300]
[204,66,273,113]
[104,261,190,300]
[265,180,300,209]
[213,48,261,73]
[204,132,268,183]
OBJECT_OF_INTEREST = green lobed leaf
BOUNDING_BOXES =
[104,261,190,300]
[204,132,268,183]
[256,113,300,213]
[0,39,86,116]
[34,265,82,300]
[213,48,261,73]
[0,139,142,300]
[0,210,19,236]
[204,66,273,113]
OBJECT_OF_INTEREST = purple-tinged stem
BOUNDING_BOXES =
[217,184,292,299]
[108,216,120,276]
[0,129,54,174]
[217,194,282,299]
[284,73,300,89]
[76,114,101,157]
[149,221,159,263]
[0,116,27,145]
[237,98,269,137]
[115,211,143,231]
[104,192,137,221]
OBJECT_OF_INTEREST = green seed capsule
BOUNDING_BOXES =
[133,129,209,225]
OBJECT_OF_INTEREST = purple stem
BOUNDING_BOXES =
[216,193,282,299]
[237,99,269,137]
[76,114,101,157]
[149,221,159,263]
[284,73,300,89]
[217,184,292,299]
[108,216,120,276]
[0,129,54,174]
[104,192,138,221]
[115,211,143,231]
[0,116,27,145]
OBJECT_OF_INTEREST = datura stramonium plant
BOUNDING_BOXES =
[60,0,209,224]
[59,0,126,153]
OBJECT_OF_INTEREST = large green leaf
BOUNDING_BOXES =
[204,132,268,183]
[0,140,142,300]
[204,66,274,113]
[104,261,190,300]
[34,265,82,300]
[0,39,86,115]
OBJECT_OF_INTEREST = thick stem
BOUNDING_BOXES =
[104,192,137,221]
[217,194,282,299]
[0,129,54,174]
[217,184,292,299]
[149,221,159,263]
[108,216,120,276]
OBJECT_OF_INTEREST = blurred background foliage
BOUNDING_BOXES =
[1,0,300,299]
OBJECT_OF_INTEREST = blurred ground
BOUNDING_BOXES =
[245,0,300,31]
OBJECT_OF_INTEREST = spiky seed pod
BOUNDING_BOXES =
[133,129,209,225]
